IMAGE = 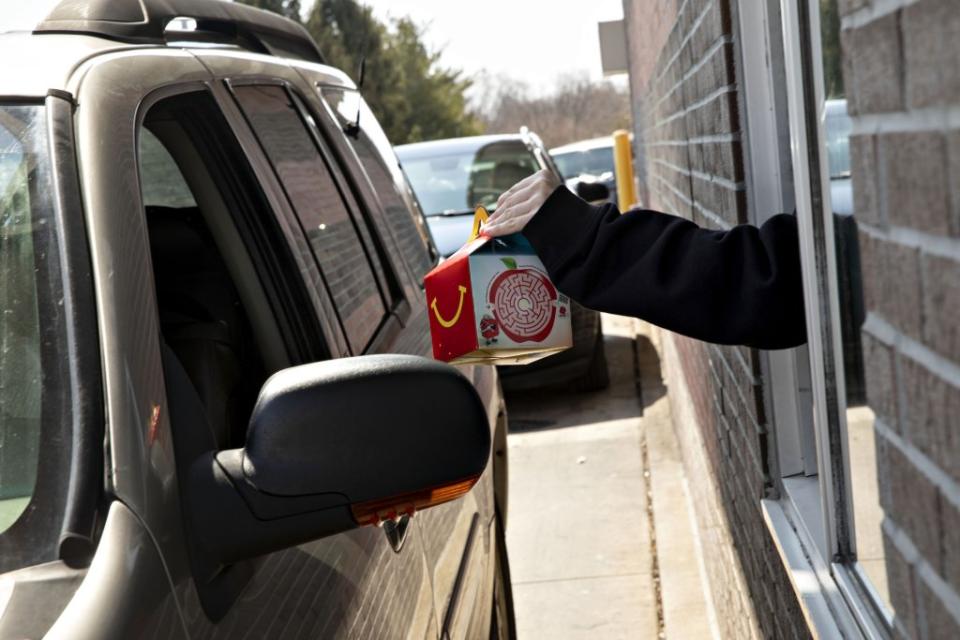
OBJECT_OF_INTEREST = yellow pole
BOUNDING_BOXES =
[612,129,637,212]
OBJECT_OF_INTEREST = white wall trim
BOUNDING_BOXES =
[762,499,848,639]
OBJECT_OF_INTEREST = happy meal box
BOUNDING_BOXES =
[424,207,572,365]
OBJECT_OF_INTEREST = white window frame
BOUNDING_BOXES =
[736,0,893,637]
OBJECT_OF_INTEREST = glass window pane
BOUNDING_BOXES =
[138,128,196,208]
[322,88,436,280]
[235,85,387,354]
[400,141,538,215]
[0,111,42,533]
[0,105,72,570]
[818,0,890,615]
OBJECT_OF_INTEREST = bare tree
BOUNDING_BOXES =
[478,73,631,149]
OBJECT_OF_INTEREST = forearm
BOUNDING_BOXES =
[523,187,807,350]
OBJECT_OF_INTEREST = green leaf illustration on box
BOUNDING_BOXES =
[500,257,518,270]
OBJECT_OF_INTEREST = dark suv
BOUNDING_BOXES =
[0,1,512,638]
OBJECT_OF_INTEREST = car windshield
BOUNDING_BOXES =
[400,141,539,216]
[0,105,73,573]
[552,146,615,179]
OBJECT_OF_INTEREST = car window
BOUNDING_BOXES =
[322,88,436,281]
[234,85,387,354]
[399,141,538,216]
[139,128,197,208]
[0,104,74,572]
[552,146,615,179]
[0,108,45,533]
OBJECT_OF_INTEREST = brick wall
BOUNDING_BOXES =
[842,0,960,638]
[623,0,810,637]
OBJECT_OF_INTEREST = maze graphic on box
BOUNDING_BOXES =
[487,267,558,343]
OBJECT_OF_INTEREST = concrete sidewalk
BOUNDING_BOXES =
[505,315,717,639]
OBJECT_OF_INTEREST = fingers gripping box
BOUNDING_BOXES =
[424,210,572,365]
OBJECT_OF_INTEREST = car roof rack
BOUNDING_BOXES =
[34,0,325,65]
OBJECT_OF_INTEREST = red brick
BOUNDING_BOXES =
[901,357,960,484]
[940,497,960,592]
[856,233,922,341]
[918,577,960,639]
[883,530,920,640]
[883,445,942,568]
[850,134,880,225]
[842,12,904,114]
[922,254,960,363]
[862,332,899,430]
[886,242,924,342]
[881,132,951,236]
[902,0,960,108]
[858,230,882,313]
[946,131,960,238]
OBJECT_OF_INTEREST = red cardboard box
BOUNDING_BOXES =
[424,208,572,365]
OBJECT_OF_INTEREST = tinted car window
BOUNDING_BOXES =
[235,85,386,354]
[322,88,436,280]
[0,105,74,571]
[139,128,197,208]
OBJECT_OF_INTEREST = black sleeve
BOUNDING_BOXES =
[522,186,807,350]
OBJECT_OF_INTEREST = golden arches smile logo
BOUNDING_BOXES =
[431,285,468,328]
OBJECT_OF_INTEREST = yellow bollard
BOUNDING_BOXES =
[612,129,637,212]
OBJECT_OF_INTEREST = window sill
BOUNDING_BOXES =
[762,499,888,639]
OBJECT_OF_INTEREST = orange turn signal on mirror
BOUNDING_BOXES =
[350,476,481,527]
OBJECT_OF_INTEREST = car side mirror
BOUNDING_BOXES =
[186,355,490,571]
[576,180,611,203]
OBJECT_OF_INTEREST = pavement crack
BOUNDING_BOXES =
[512,572,648,586]
[634,334,666,639]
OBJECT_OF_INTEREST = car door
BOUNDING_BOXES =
[307,80,502,640]
[173,87,443,638]
[67,46,440,638]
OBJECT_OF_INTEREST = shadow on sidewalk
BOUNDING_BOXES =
[505,333,668,433]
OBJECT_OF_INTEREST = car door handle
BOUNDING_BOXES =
[382,514,412,552]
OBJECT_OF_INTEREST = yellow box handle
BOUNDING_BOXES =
[468,206,490,242]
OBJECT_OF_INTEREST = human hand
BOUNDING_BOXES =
[483,169,562,237]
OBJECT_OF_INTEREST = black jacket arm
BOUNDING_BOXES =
[522,187,807,350]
